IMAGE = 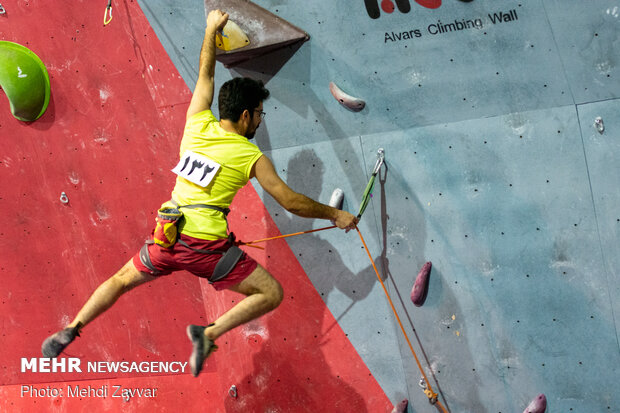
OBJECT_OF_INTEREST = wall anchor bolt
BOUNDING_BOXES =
[594,117,605,134]
[419,377,427,389]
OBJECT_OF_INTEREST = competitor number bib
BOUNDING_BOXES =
[172,150,221,188]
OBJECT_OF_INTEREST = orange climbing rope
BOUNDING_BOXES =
[237,225,337,247]
[355,226,449,412]
[239,223,449,410]
[238,148,446,408]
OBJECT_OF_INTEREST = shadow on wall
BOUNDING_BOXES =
[219,154,378,412]
[226,45,478,410]
[225,41,305,81]
[230,43,379,306]
[27,89,55,131]
[228,42,312,155]
[230,43,369,189]
[267,148,379,303]
[375,163,489,411]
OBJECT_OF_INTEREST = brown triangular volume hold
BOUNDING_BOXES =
[205,0,310,67]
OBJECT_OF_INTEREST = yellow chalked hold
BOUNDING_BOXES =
[452,314,456,321]
[216,20,250,51]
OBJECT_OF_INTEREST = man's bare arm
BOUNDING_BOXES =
[252,155,358,230]
[186,10,228,120]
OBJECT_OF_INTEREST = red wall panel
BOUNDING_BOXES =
[0,1,392,411]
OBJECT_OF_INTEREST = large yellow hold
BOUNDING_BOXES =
[216,20,250,51]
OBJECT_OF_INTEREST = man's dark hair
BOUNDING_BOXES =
[218,77,270,122]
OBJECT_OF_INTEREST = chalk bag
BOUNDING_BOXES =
[153,207,183,248]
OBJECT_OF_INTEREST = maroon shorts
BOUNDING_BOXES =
[132,233,257,290]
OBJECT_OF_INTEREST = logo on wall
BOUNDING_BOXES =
[364,0,442,19]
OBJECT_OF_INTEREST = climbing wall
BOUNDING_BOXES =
[0,1,391,412]
[2,0,619,412]
[140,0,620,411]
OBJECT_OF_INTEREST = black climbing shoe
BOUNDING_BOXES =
[41,323,82,358]
[187,324,218,377]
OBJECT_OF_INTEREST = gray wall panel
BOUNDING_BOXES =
[138,0,620,410]
[545,0,620,103]
[578,99,620,347]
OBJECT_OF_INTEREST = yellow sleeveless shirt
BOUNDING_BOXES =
[168,110,262,240]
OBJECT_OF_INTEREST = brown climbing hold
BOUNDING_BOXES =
[410,261,432,307]
[205,0,309,67]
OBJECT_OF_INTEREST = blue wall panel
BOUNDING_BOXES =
[578,99,620,345]
[545,0,620,104]
[250,139,410,402]
[138,0,620,411]
[235,0,577,145]
[137,0,206,91]
[361,106,620,411]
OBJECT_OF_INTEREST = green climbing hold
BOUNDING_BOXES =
[0,41,51,122]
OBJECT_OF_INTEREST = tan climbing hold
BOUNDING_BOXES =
[216,20,250,51]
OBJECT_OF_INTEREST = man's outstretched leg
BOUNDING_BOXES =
[188,264,283,376]
[42,260,157,357]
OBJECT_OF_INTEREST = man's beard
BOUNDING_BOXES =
[245,125,258,140]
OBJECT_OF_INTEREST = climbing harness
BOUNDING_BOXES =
[141,232,243,283]
[152,200,229,248]
[170,199,230,217]
[141,200,242,283]
[103,0,113,25]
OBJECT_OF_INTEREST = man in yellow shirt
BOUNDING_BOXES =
[42,9,358,377]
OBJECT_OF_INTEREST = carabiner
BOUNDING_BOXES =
[0,4,6,15]
[372,148,385,175]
